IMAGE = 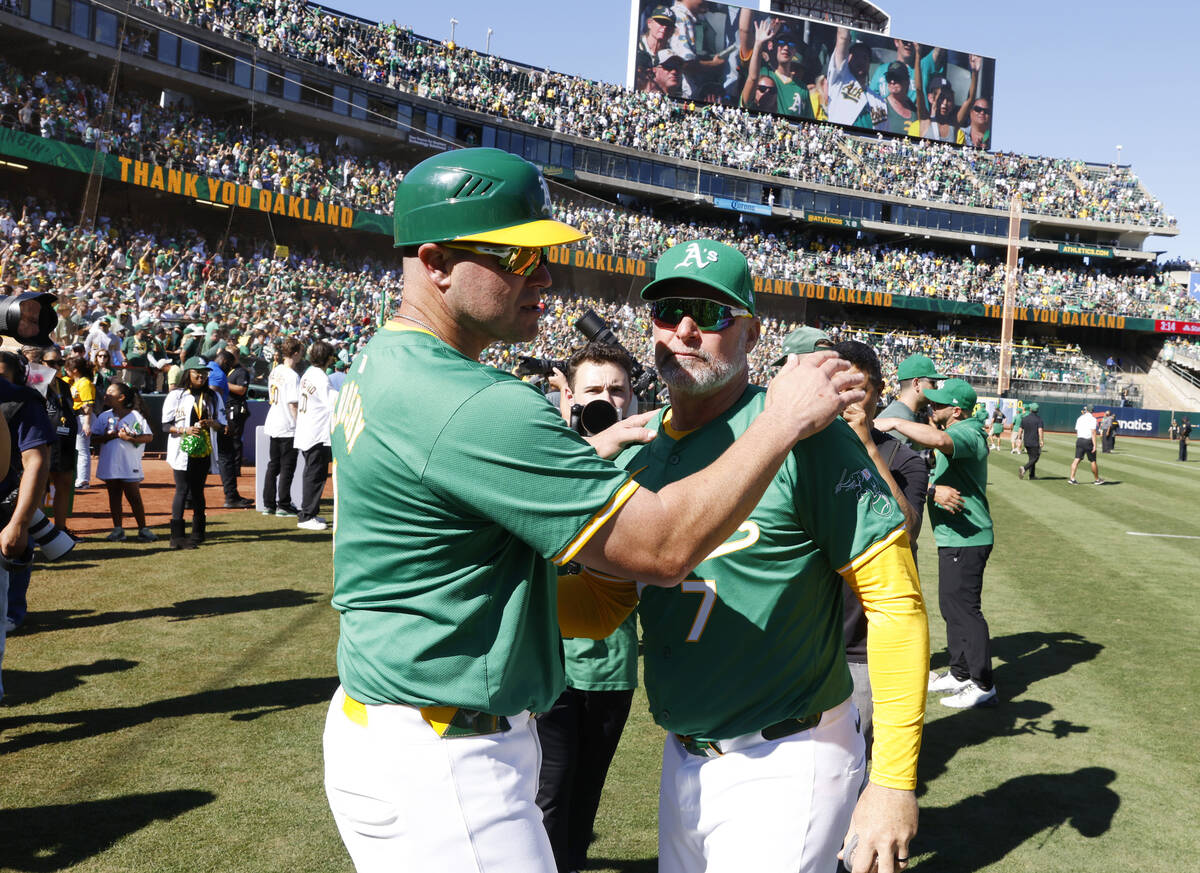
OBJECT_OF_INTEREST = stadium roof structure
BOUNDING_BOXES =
[763,0,890,34]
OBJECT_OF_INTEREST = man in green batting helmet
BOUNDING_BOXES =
[324,153,869,873]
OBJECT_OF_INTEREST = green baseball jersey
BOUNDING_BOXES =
[1012,412,1023,430]
[929,418,993,547]
[563,612,638,691]
[330,324,638,715]
[614,386,904,741]
[767,68,813,120]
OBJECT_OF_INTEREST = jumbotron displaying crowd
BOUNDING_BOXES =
[1,192,1124,400]
[115,0,1173,227]
[1,57,1192,325]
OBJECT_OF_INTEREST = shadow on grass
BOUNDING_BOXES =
[1,658,138,706]
[0,676,338,753]
[585,857,657,873]
[921,631,1102,791]
[929,630,1103,698]
[15,588,323,635]
[0,789,215,872]
[914,767,1118,871]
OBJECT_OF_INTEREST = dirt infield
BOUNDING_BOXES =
[59,458,332,536]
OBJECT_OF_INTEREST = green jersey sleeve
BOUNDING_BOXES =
[791,419,905,572]
[422,379,637,563]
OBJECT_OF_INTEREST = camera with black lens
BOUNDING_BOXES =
[0,289,59,346]
[516,356,567,378]
[569,398,620,437]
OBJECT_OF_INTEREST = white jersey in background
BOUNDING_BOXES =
[265,363,301,438]
[294,366,336,452]
[1075,413,1098,440]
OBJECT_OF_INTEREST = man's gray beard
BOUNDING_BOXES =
[658,351,743,397]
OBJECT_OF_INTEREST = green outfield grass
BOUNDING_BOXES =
[2,432,1197,872]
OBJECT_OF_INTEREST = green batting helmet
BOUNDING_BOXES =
[393,148,586,248]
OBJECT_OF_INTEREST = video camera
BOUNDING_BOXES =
[0,290,58,346]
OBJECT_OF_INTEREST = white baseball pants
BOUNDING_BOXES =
[323,685,556,873]
[658,698,865,873]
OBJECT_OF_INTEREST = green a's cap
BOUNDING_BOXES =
[182,356,208,371]
[648,5,674,22]
[896,354,947,381]
[923,377,977,412]
[393,148,586,248]
[772,326,833,366]
[1029,402,1039,412]
[640,239,756,314]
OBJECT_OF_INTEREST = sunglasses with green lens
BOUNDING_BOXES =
[650,298,751,332]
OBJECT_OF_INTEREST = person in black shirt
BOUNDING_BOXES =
[1018,403,1045,479]
[834,340,928,759]
[1180,417,1192,462]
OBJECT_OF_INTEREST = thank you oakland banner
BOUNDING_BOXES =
[0,127,391,235]
[0,127,1160,333]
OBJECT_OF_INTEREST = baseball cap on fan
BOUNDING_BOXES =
[923,377,977,412]
[772,326,833,366]
[896,353,947,381]
[641,239,756,313]
[647,5,674,23]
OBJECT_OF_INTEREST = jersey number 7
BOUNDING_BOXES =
[681,578,717,642]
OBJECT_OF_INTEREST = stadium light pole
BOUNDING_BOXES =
[449,17,458,44]
[1116,144,1123,165]
[486,28,493,54]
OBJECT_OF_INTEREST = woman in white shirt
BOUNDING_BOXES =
[93,383,155,542]
[161,358,226,549]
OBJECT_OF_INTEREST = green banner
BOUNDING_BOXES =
[0,127,392,235]
[1057,243,1114,258]
[803,211,860,229]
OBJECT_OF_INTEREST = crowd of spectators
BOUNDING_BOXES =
[117,0,1175,227]
[0,196,395,373]
[559,199,1195,320]
[0,60,402,215]
[1161,339,1200,374]
[1,56,1192,321]
[1,192,1123,399]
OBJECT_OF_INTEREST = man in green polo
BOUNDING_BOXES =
[878,354,947,446]
[876,378,996,710]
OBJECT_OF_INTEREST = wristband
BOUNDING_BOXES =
[927,484,937,501]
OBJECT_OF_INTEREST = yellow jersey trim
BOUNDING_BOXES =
[383,319,435,336]
[837,522,907,577]
[552,477,641,565]
[660,408,698,442]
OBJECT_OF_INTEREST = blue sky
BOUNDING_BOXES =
[352,0,1199,262]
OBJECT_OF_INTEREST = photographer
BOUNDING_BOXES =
[536,343,642,873]
[0,350,52,639]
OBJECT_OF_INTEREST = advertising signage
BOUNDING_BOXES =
[629,0,997,149]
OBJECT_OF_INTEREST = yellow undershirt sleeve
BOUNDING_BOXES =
[839,530,929,791]
[557,569,638,639]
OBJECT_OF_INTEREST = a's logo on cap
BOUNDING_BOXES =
[538,178,552,216]
[676,242,718,270]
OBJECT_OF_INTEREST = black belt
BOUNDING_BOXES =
[676,712,822,758]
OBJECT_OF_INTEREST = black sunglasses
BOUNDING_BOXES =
[650,298,751,332]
